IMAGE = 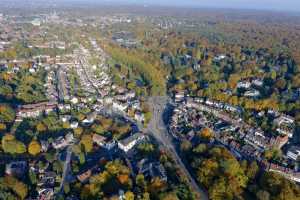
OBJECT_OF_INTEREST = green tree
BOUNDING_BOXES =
[0,105,15,123]
[80,134,93,153]
[2,134,26,154]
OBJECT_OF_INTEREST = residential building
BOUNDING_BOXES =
[287,146,300,161]
[118,133,146,153]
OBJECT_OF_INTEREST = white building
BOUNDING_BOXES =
[287,146,300,161]
[112,102,128,112]
[237,81,251,89]
[118,133,146,153]
[70,121,79,129]
[244,89,260,97]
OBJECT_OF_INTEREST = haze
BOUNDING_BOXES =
[87,0,300,12]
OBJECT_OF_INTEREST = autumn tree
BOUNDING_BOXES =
[80,134,93,153]
[28,140,41,156]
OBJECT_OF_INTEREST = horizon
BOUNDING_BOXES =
[1,0,300,13]
[104,0,300,12]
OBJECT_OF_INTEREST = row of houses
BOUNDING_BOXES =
[170,97,300,183]
[16,102,57,121]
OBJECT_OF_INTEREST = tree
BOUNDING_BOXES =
[148,177,167,193]
[136,174,146,189]
[228,74,240,89]
[28,140,41,156]
[36,122,47,132]
[0,85,13,99]
[118,174,130,185]
[199,128,214,141]
[209,177,228,200]
[80,134,93,153]
[256,190,270,200]
[3,176,28,199]
[0,123,7,131]
[2,134,26,154]
[74,127,83,137]
[92,124,104,134]
[246,161,259,180]
[141,192,151,200]
[29,170,37,185]
[0,104,15,123]
[125,191,135,200]
[180,140,192,152]
[193,144,207,154]
[137,143,155,156]
[162,193,179,200]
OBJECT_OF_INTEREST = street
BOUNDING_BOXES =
[146,96,208,200]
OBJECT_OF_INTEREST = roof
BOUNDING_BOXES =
[77,170,92,183]
[92,134,106,144]
[119,133,145,146]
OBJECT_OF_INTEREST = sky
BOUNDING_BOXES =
[98,0,300,12]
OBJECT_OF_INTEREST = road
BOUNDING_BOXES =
[58,146,73,194]
[146,96,208,200]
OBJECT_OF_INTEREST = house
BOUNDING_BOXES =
[70,121,79,129]
[125,91,135,99]
[112,102,128,112]
[16,102,57,120]
[31,18,41,26]
[175,91,185,102]
[82,112,97,125]
[61,115,71,123]
[287,146,300,161]
[92,134,116,150]
[38,172,56,187]
[118,133,146,153]
[29,68,36,73]
[92,134,107,147]
[137,159,167,182]
[52,136,68,149]
[104,97,113,105]
[224,104,238,113]
[252,79,263,86]
[214,54,226,61]
[237,81,251,89]
[6,161,27,177]
[274,115,295,126]
[38,188,54,200]
[77,169,92,183]
[205,99,215,106]
[276,128,294,138]
[244,89,260,97]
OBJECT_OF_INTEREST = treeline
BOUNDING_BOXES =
[105,43,167,96]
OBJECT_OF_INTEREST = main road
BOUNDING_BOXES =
[146,96,208,200]
[58,145,73,195]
